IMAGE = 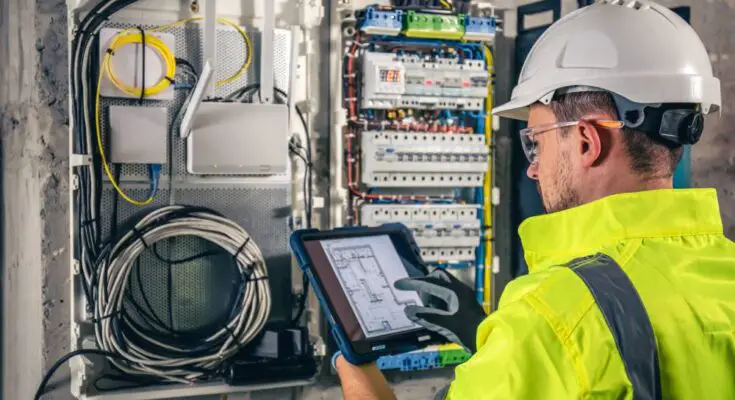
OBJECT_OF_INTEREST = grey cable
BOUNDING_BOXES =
[94,205,271,382]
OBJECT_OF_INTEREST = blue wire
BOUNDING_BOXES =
[148,164,162,199]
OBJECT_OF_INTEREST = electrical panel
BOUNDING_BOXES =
[66,2,322,399]
[343,2,499,373]
[55,0,499,397]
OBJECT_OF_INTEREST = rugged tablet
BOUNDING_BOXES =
[289,224,445,365]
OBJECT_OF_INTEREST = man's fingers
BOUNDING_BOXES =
[404,305,451,322]
[404,306,463,348]
[396,276,459,312]
[395,276,454,299]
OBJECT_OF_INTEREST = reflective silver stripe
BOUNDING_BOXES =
[569,254,662,400]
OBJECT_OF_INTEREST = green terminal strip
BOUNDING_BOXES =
[403,11,465,40]
[439,347,472,367]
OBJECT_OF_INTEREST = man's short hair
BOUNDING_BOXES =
[546,91,684,177]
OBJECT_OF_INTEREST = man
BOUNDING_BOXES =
[333,1,735,399]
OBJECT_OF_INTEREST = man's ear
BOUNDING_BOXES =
[576,119,605,167]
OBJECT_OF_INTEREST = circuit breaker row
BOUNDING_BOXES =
[363,52,487,110]
[361,131,487,188]
[361,204,481,263]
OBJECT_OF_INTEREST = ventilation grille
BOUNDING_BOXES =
[600,0,648,10]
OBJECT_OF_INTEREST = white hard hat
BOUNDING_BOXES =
[492,0,721,122]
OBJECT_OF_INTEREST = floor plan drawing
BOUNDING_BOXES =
[321,236,422,338]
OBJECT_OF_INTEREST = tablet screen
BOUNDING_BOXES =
[303,234,424,341]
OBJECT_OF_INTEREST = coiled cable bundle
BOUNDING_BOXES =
[94,205,271,383]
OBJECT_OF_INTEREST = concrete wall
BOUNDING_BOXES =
[1,0,71,399]
[1,1,733,400]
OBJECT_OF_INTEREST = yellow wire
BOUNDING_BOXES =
[103,30,177,98]
[482,46,494,314]
[150,17,253,87]
[96,17,253,206]
[96,60,154,206]
[440,0,453,9]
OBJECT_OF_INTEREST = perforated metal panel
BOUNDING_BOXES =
[100,23,292,182]
[96,22,295,332]
[101,186,293,330]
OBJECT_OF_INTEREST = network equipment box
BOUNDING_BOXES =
[187,102,289,176]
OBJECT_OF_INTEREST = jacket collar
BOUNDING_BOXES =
[519,189,723,272]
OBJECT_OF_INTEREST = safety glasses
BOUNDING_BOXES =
[520,120,624,163]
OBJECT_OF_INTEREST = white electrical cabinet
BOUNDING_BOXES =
[66,0,325,399]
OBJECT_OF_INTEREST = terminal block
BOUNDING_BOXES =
[377,344,472,372]
[463,16,497,42]
[360,7,404,36]
[404,11,465,40]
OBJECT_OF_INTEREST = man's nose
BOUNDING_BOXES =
[527,162,539,181]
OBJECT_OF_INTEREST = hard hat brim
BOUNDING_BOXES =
[491,97,534,121]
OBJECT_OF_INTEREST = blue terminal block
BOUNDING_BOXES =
[377,354,404,371]
[463,16,497,42]
[360,7,404,36]
[399,351,441,372]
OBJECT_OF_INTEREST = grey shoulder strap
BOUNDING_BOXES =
[569,253,662,400]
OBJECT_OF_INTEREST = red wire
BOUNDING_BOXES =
[344,36,456,203]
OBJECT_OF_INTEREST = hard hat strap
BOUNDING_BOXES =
[610,93,703,147]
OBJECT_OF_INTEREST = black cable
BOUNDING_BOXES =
[111,165,121,239]
[165,240,174,329]
[175,57,198,76]
[137,26,146,104]
[228,83,314,325]
[295,106,313,230]
[34,349,128,400]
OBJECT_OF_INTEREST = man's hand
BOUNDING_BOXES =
[333,353,397,400]
[395,269,486,354]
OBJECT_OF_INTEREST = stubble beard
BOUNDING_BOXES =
[538,154,581,214]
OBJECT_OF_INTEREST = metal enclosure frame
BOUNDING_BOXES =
[65,1,327,399]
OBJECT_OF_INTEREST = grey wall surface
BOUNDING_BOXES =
[1,1,733,400]
[1,0,71,399]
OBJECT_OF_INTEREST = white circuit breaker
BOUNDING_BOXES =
[360,204,481,263]
[362,52,487,110]
[361,130,488,188]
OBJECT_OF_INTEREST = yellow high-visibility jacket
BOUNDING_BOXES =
[448,189,735,399]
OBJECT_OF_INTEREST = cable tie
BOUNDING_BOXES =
[165,76,175,84]
[137,26,146,105]
[81,218,98,227]
[91,310,122,324]
[221,325,243,355]
[232,237,251,262]
[131,227,151,250]
[105,48,115,56]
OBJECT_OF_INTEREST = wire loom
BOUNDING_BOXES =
[94,205,271,383]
